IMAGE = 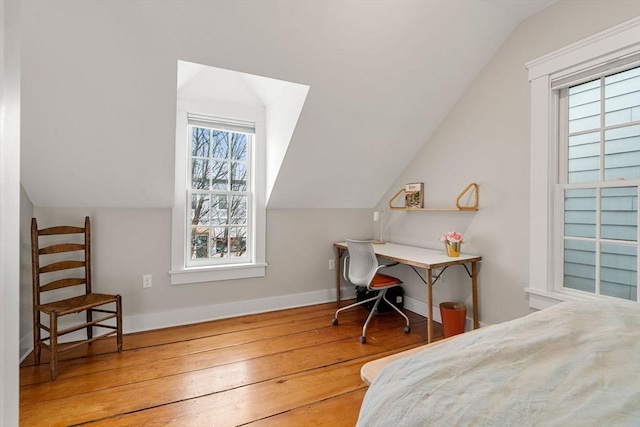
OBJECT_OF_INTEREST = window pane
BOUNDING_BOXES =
[191,127,210,157]
[230,133,248,161]
[212,130,229,159]
[565,189,596,238]
[191,159,210,190]
[191,194,210,225]
[564,239,596,294]
[211,195,228,225]
[568,132,600,183]
[211,161,229,190]
[191,227,209,260]
[604,125,640,181]
[211,227,227,257]
[229,227,247,257]
[601,187,638,242]
[230,195,247,225]
[601,243,637,301]
[604,67,640,127]
[569,80,600,133]
[231,162,247,191]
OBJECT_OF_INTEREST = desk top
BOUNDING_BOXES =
[334,242,481,270]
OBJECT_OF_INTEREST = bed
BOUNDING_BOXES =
[357,299,640,426]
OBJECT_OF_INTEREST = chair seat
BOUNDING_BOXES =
[37,293,119,316]
[370,273,402,289]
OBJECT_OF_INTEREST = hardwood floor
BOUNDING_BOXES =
[20,301,437,426]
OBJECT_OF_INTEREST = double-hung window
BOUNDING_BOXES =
[188,118,252,265]
[171,108,267,285]
[526,17,640,309]
[558,67,639,301]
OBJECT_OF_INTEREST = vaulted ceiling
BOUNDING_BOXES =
[20,0,556,209]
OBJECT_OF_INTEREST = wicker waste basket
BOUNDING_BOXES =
[439,302,467,338]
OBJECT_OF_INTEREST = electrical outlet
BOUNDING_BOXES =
[143,274,152,288]
[329,259,335,270]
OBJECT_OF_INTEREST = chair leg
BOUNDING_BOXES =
[86,306,93,343]
[382,292,410,327]
[50,313,58,381]
[333,295,379,322]
[33,311,41,365]
[116,295,123,352]
[361,290,387,341]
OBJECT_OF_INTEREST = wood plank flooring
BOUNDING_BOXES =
[20,301,438,426]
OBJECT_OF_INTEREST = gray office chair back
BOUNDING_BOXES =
[345,239,379,287]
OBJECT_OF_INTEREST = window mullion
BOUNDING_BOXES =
[595,77,605,295]
[599,76,605,183]
[595,188,602,295]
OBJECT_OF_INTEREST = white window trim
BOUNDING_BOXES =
[525,17,640,309]
[170,101,267,285]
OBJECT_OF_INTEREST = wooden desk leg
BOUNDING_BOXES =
[426,268,433,343]
[472,261,479,329]
[335,247,342,305]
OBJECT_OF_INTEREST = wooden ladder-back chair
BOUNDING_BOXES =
[31,216,123,380]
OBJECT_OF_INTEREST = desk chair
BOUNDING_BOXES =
[31,216,123,380]
[332,239,410,343]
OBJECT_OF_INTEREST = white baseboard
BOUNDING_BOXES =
[19,287,482,362]
[125,286,357,334]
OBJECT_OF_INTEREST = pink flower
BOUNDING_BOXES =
[440,231,465,243]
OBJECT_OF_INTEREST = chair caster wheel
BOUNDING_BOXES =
[332,318,338,326]
[359,336,366,344]
[404,326,411,333]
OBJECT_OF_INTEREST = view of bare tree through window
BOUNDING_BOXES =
[189,125,250,261]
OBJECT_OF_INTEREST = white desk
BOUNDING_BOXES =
[334,242,482,343]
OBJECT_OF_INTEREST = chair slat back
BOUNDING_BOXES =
[31,217,93,304]
[40,278,87,292]
[38,225,85,236]
[39,243,85,255]
[39,260,85,274]
[346,240,379,287]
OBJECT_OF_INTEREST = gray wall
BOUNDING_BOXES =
[20,186,34,357]
[29,207,370,336]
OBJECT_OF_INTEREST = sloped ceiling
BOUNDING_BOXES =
[19,0,556,209]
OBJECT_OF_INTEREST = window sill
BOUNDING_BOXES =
[169,263,267,285]
[525,287,627,310]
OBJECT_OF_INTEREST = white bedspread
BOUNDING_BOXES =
[357,300,640,426]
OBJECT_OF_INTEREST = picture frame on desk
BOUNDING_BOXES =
[405,182,424,208]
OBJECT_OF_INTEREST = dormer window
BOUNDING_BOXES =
[187,119,253,266]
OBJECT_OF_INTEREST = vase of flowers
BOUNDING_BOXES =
[440,231,464,257]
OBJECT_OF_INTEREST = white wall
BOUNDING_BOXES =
[18,0,551,211]
[379,0,640,325]
[0,0,21,422]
